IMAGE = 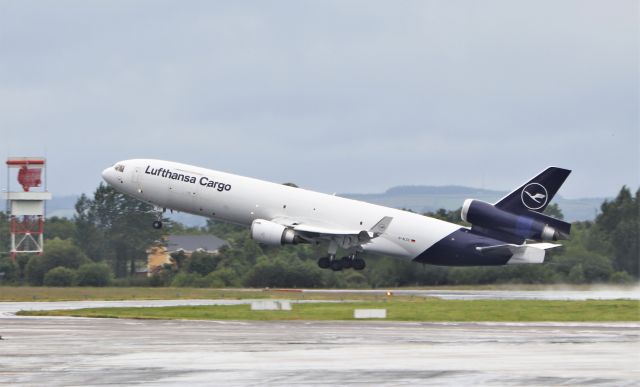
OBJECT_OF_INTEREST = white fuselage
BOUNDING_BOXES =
[102,159,461,260]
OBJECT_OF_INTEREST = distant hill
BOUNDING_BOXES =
[46,195,78,218]
[2,186,606,226]
[341,185,605,222]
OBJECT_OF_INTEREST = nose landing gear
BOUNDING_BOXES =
[151,207,166,229]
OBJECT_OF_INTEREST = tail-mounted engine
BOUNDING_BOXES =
[251,219,306,246]
[461,199,570,242]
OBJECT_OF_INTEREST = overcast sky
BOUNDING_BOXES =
[1,0,638,198]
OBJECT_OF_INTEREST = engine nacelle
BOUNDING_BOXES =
[250,219,301,246]
[461,199,560,241]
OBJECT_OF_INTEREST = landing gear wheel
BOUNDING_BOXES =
[353,258,366,271]
[317,256,330,269]
[330,259,343,271]
[152,220,163,229]
[340,256,353,269]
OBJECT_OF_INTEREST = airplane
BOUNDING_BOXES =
[102,160,571,271]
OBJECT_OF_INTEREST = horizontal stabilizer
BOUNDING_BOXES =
[526,242,562,250]
[476,243,556,264]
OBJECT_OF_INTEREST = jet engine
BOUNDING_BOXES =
[250,219,303,246]
[461,199,566,242]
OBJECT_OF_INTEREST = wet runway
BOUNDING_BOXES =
[0,299,288,317]
[1,300,639,386]
[302,287,640,300]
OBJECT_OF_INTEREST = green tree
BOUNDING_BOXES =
[543,203,565,220]
[45,217,76,241]
[163,220,210,235]
[412,264,450,286]
[43,267,77,287]
[206,267,241,287]
[589,187,639,277]
[0,257,18,283]
[0,212,9,254]
[170,250,188,270]
[14,254,30,281]
[244,254,323,288]
[171,272,208,287]
[43,238,90,268]
[76,262,113,286]
[75,184,162,277]
[148,269,175,287]
[25,238,90,285]
[340,270,369,288]
[424,208,467,225]
[74,194,105,261]
[184,251,219,276]
[367,256,415,287]
[567,264,585,283]
[610,271,633,284]
[206,219,245,236]
[550,243,613,283]
[25,257,52,286]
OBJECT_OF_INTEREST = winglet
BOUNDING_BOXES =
[370,216,393,236]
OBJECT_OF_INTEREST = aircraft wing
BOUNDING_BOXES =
[272,216,393,243]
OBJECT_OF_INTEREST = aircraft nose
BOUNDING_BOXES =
[102,167,115,185]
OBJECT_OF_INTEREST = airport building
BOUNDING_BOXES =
[146,234,228,275]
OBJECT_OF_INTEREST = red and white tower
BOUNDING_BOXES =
[3,157,52,261]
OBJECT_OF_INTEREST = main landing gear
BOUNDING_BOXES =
[317,254,366,271]
[317,240,366,271]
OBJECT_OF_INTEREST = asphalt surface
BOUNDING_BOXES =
[0,299,287,317]
[302,287,640,300]
[0,297,639,386]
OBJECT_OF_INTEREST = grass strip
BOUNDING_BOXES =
[3,285,637,302]
[0,286,394,302]
[17,299,640,322]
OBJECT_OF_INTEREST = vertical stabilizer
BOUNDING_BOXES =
[495,167,571,214]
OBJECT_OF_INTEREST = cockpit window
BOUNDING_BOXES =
[114,164,125,173]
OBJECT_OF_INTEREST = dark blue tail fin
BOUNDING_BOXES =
[495,167,571,214]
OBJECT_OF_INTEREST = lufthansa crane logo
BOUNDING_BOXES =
[521,183,548,210]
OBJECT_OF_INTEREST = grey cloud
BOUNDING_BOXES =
[0,0,637,198]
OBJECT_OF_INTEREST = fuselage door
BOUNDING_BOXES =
[131,165,143,192]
